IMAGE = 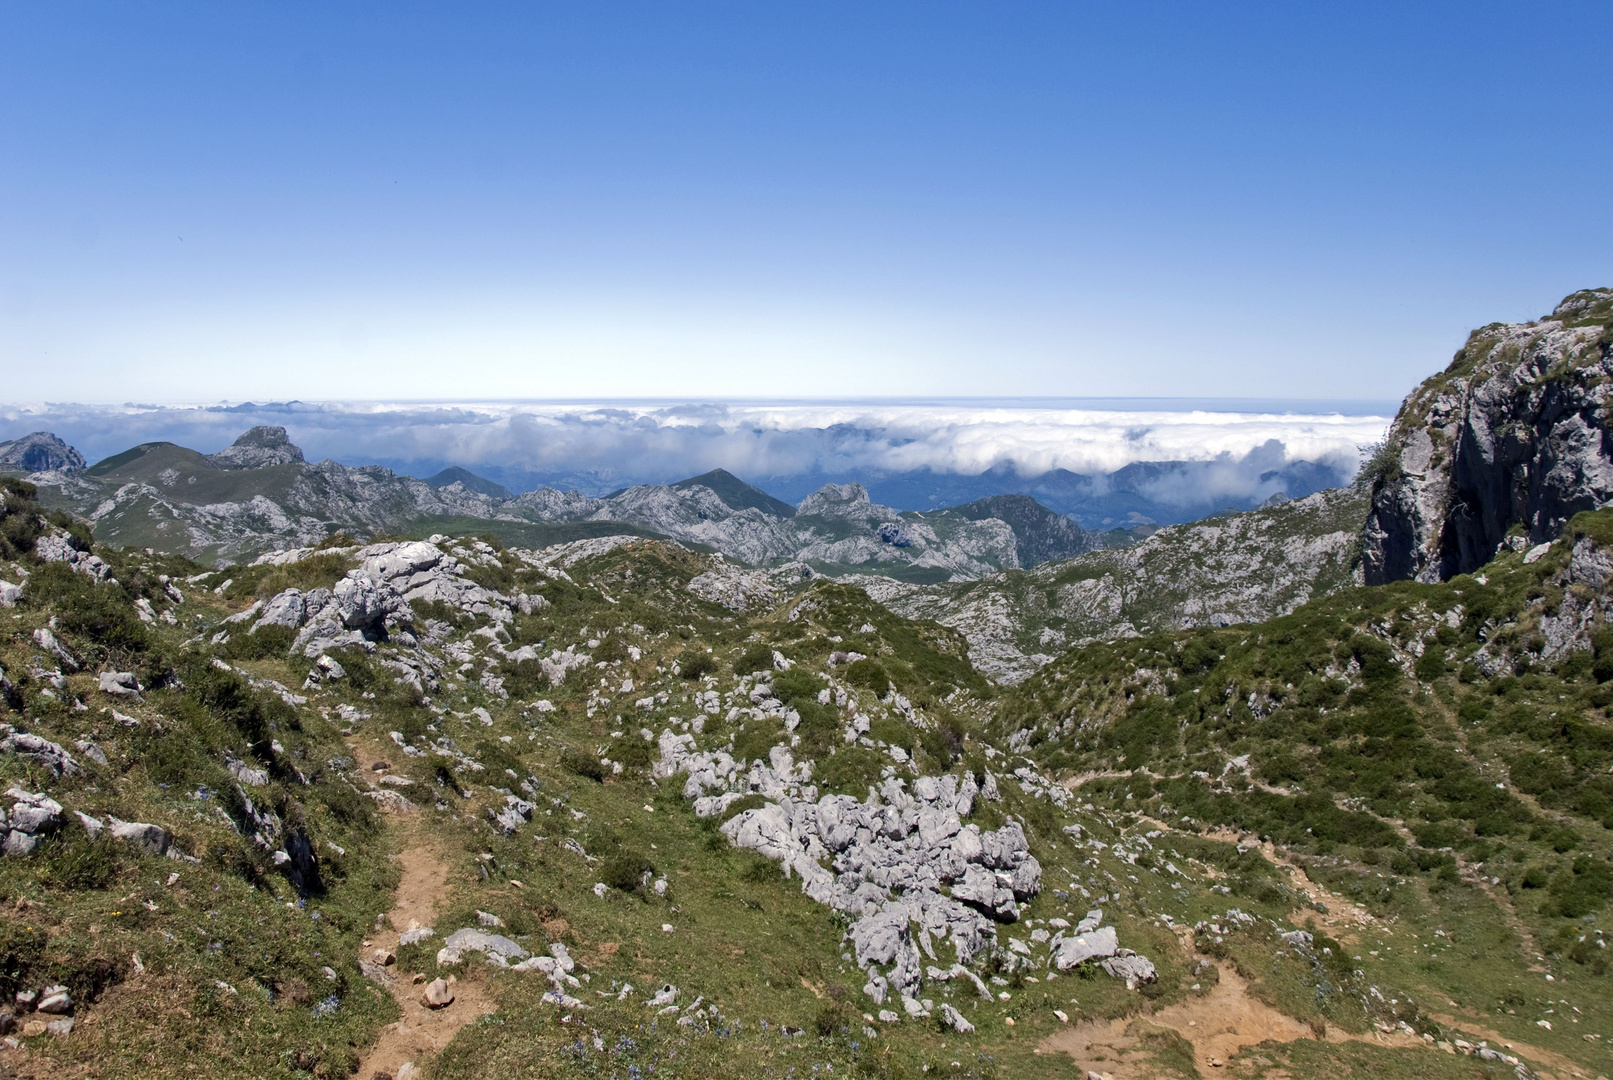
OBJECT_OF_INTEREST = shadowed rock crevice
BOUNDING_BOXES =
[1363,287,1613,584]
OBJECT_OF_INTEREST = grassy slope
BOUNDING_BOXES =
[85,443,304,505]
[0,518,398,1076]
[2,482,1607,1078]
[996,509,1613,1071]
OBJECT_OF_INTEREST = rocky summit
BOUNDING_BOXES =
[0,290,1611,1080]
[207,425,308,470]
[0,432,85,475]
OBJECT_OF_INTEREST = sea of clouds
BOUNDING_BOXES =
[0,399,1392,510]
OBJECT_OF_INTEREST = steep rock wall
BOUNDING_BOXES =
[1363,288,1613,584]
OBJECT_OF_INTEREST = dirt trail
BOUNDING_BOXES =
[353,739,494,1080]
[1039,961,1577,1080]
[1194,828,1377,940]
[1039,962,1378,1077]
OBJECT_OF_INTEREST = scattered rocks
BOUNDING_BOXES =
[36,988,71,1015]
[435,927,529,967]
[97,671,142,701]
[2,788,65,856]
[364,789,415,814]
[488,794,536,835]
[0,724,81,778]
[661,732,1040,1003]
[421,978,454,1009]
[359,960,393,986]
[1052,926,1118,970]
[226,757,269,787]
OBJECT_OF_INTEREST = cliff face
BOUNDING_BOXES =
[1363,288,1613,584]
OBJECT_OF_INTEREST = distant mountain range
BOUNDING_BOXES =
[4,426,1144,578]
[361,452,1352,530]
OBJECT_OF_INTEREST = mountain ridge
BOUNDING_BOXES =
[8,432,1123,579]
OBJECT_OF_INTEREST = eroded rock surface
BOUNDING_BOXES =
[1364,288,1613,583]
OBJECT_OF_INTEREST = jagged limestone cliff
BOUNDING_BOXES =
[1363,287,1613,584]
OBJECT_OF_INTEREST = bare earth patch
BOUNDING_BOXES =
[1038,962,1333,1077]
[356,799,494,1080]
[1039,961,1577,1080]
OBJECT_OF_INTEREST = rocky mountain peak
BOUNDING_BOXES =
[1362,287,1613,584]
[796,482,872,517]
[424,466,511,499]
[672,468,796,518]
[208,425,306,470]
[0,431,86,474]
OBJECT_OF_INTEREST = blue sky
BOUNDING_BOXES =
[2,2,1608,402]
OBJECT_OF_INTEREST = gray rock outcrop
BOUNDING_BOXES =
[2,788,64,855]
[208,426,306,469]
[34,531,112,581]
[1363,288,1613,583]
[0,724,81,778]
[0,432,85,474]
[1100,952,1158,988]
[107,816,170,856]
[97,671,142,700]
[435,927,528,966]
[863,484,1368,683]
[1050,926,1117,969]
[659,734,1039,1007]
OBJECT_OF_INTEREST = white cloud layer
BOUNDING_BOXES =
[0,399,1391,496]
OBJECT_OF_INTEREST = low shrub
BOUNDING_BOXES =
[600,848,655,894]
[611,734,653,770]
[814,998,856,1038]
[221,624,296,661]
[733,643,775,675]
[813,745,882,796]
[40,831,124,891]
[677,649,716,680]
[560,746,605,782]
[842,658,889,692]
[23,561,149,654]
